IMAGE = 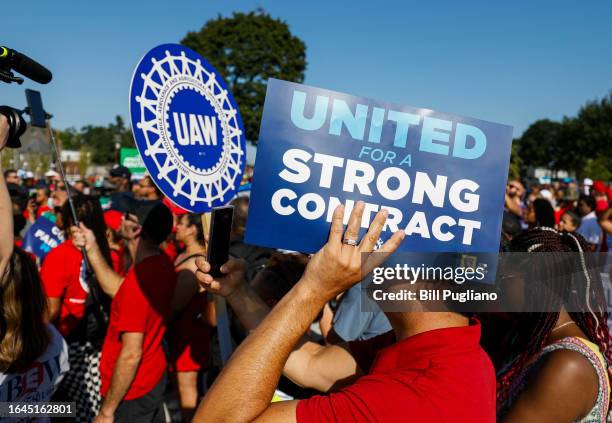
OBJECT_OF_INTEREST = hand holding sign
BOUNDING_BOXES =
[195,258,247,298]
[301,202,405,300]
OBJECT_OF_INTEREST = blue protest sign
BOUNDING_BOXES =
[245,79,513,254]
[129,44,246,212]
[22,215,64,260]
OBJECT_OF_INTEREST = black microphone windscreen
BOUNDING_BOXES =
[13,51,52,84]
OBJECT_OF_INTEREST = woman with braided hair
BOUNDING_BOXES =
[481,227,612,422]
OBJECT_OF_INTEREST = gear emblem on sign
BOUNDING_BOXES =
[129,44,246,212]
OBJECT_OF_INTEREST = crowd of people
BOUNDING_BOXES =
[504,177,612,250]
[1,114,612,422]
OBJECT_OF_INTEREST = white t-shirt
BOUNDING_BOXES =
[577,211,602,247]
[0,324,69,402]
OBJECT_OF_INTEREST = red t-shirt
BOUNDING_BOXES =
[110,248,126,276]
[297,321,496,423]
[100,253,177,400]
[40,240,88,336]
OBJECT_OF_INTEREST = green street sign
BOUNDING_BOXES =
[120,148,146,176]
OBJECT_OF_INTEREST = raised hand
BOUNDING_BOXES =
[301,201,405,301]
[70,222,97,252]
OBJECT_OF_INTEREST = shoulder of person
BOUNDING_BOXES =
[529,347,599,416]
[174,253,202,270]
[173,251,187,264]
[42,241,69,261]
[540,347,598,381]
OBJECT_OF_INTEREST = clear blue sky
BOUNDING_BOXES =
[2,0,611,138]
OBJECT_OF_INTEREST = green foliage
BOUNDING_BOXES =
[583,155,612,181]
[515,119,563,170]
[79,116,134,165]
[78,146,91,177]
[516,92,612,179]
[0,150,12,170]
[182,11,307,144]
[57,127,81,150]
[508,141,522,180]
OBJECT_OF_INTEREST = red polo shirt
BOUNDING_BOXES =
[100,253,177,400]
[296,320,495,422]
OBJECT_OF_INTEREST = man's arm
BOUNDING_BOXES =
[193,202,404,422]
[72,223,123,297]
[0,114,13,278]
[24,199,36,224]
[319,302,335,340]
[196,259,362,393]
[284,340,362,392]
[96,332,144,421]
[46,297,61,323]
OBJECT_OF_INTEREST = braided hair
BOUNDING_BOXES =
[495,227,612,413]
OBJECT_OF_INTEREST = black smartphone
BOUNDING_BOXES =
[25,89,46,128]
[207,205,234,278]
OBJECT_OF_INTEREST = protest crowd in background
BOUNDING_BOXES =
[1,110,612,423]
[1,46,612,423]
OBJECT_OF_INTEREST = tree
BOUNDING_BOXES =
[57,127,81,150]
[508,141,522,180]
[583,155,612,181]
[182,11,307,144]
[78,147,91,177]
[515,119,563,173]
[515,92,612,180]
[569,93,612,179]
[80,116,134,164]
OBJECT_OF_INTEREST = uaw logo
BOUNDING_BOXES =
[129,44,246,212]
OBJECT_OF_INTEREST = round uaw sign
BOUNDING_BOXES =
[129,44,246,212]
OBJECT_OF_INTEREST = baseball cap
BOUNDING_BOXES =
[593,180,606,194]
[162,197,188,216]
[103,210,123,232]
[120,196,172,245]
[109,165,131,180]
[539,189,554,205]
